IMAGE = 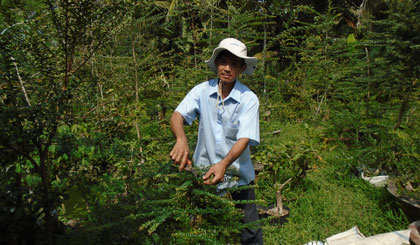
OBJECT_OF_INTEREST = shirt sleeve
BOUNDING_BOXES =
[237,94,260,146]
[174,84,202,125]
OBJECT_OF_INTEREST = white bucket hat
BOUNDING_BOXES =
[205,38,258,76]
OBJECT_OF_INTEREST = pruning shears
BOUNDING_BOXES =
[184,160,199,177]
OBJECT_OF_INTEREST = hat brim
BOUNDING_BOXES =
[205,47,258,76]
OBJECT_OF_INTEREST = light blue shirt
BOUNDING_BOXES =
[175,78,260,188]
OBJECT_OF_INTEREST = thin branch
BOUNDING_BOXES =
[1,22,24,35]
[276,177,293,192]
[11,56,31,106]
[69,23,125,75]
[315,84,330,114]
[82,99,119,119]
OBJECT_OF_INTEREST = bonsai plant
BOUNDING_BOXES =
[254,123,320,224]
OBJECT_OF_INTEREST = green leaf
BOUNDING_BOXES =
[16,163,21,174]
[292,153,302,161]
[347,33,356,44]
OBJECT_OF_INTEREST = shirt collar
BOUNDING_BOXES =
[208,78,241,103]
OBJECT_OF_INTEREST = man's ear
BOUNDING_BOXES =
[240,64,247,73]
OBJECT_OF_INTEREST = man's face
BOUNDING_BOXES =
[215,54,246,84]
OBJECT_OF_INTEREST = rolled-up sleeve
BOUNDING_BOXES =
[237,95,260,146]
[175,84,202,125]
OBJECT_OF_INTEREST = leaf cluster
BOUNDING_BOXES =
[63,162,244,244]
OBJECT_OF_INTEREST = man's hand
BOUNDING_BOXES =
[170,138,190,171]
[170,112,190,171]
[203,162,227,185]
[202,138,250,185]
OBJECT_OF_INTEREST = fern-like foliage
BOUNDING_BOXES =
[63,162,252,244]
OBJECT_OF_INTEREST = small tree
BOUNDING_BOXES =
[255,123,319,219]
[0,1,132,243]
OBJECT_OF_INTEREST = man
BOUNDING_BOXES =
[169,38,263,244]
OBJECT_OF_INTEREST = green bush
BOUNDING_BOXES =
[61,162,252,244]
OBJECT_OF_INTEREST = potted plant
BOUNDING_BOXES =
[354,126,420,221]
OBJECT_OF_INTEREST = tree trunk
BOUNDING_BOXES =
[275,188,283,214]
[39,147,53,244]
[394,98,409,129]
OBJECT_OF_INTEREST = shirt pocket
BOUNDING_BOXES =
[225,121,239,140]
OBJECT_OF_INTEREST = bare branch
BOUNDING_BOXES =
[11,56,31,106]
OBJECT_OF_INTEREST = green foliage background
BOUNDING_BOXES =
[1,0,419,244]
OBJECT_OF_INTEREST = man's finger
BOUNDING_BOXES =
[179,162,186,171]
[203,175,213,185]
[179,159,188,171]
[175,152,182,164]
[179,153,189,171]
[203,169,217,185]
[181,154,188,167]
[202,169,213,180]
[170,150,178,163]
[211,175,224,184]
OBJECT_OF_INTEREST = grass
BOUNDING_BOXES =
[260,149,409,244]
[254,122,410,244]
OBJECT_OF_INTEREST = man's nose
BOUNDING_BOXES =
[224,64,232,72]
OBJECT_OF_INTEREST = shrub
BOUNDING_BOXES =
[61,162,250,244]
